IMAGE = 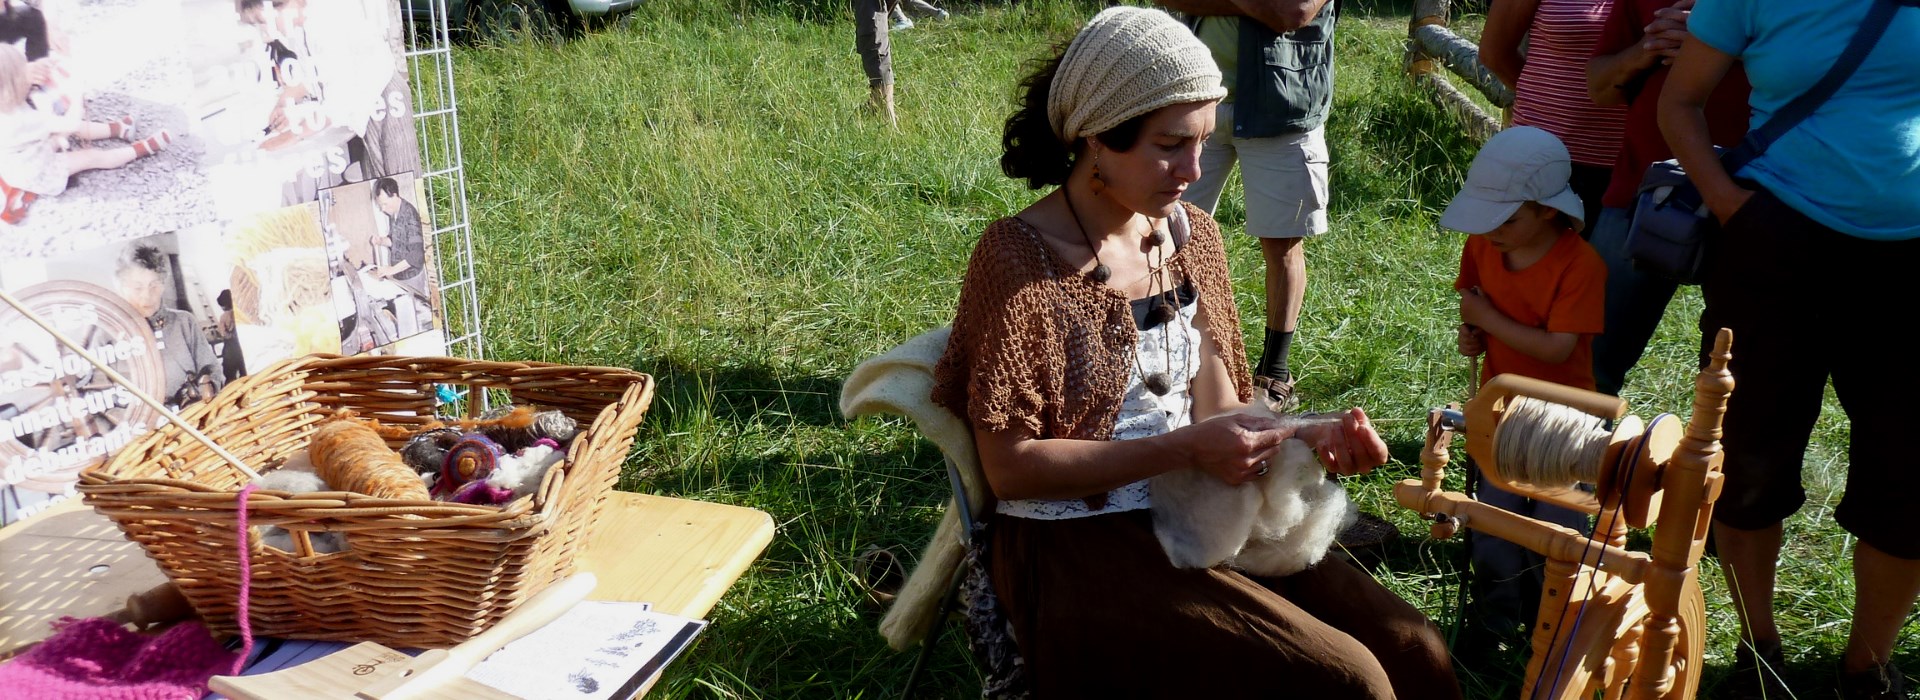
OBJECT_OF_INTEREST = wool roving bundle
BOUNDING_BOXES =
[399,426,463,476]
[254,451,346,553]
[308,414,432,501]
[1149,404,1357,577]
[467,405,580,452]
[438,434,503,497]
[483,439,565,500]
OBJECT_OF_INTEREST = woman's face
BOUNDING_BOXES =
[1089,101,1215,219]
[116,267,167,320]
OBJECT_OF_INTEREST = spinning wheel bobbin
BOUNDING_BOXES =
[1458,376,1685,529]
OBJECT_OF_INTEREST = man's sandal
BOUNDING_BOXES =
[1254,374,1299,413]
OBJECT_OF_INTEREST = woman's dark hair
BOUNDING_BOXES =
[1000,46,1150,190]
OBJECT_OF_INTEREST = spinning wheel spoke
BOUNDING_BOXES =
[0,281,168,490]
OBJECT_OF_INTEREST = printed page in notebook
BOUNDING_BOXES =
[465,601,703,700]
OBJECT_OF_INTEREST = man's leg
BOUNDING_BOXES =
[1258,236,1304,379]
[854,0,894,125]
[1236,125,1328,390]
[1588,206,1680,396]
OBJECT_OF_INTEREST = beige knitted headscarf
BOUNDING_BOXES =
[1047,6,1226,145]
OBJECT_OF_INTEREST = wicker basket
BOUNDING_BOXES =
[78,354,654,649]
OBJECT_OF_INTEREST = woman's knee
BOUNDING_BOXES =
[1386,614,1454,668]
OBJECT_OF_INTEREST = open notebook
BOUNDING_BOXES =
[211,602,706,700]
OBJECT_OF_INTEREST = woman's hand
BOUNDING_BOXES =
[1294,408,1391,476]
[1711,187,1755,225]
[1182,412,1294,486]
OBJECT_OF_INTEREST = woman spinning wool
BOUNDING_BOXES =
[930,8,1459,696]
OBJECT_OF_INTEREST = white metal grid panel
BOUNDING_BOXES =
[401,0,484,363]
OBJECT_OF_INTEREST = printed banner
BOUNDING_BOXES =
[1,0,444,526]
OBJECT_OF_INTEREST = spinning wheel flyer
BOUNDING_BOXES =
[1,0,448,526]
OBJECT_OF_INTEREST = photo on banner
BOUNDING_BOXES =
[191,0,422,211]
[0,228,236,524]
[225,202,341,374]
[2,0,441,526]
[2,0,214,255]
[320,173,441,356]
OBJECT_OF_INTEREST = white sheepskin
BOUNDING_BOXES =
[1150,406,1357,577]
[485,443,565,500]
[254,453,346,554]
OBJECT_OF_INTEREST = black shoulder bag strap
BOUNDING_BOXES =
[1719,0,1910,174]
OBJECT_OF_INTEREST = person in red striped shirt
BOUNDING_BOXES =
[1481,0,1629,232]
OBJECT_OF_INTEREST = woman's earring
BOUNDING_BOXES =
[1089,153,1106,196]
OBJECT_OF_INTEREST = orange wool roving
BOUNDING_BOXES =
[309,414,431,500]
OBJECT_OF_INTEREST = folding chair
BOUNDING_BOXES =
[839,327,996,696]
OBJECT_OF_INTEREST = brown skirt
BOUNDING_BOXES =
[989,510,1460,699]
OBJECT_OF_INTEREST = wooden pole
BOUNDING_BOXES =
[1411,24,1515,108]
[1416,72,1505,143]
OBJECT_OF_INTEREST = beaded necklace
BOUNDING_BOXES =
[1061,189,1189,396]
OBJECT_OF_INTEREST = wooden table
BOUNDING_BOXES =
[578,492,776,619]
[0,499,172,657]
[0,491,777,693]
[578,492,776,696]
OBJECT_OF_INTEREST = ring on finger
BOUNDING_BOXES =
[1255,460,1270,477]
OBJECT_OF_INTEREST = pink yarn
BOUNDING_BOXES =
[0,485,264,698]
[233,483,258,675]
[0,617,237,700]
[449,480,516,505]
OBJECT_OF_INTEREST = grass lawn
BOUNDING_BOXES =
[448,0,1914,696]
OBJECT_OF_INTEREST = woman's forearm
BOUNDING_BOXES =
[978,427,1195,502]
[1658,36,1749,221]
[1588,42,1656,106]
[1479,0,1540,89]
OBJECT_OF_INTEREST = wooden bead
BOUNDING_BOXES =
[1147,230,1166,247]
[1144,372,1172,396]
[1090,264,1111,283]
[1147,299,1176,326]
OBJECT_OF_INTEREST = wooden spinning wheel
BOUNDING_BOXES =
[0,281,164,492]
[1395,329,1734,700]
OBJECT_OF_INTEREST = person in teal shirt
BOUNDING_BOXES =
[1685,0,1920,240]
[1660,0,1920,698]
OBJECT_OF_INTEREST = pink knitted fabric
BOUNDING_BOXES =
[0,617,238,700]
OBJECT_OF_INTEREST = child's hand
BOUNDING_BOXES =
[1456,324,1485,357]
[1459,287,1500,329]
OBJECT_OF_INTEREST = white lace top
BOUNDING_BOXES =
[995,293,1202,520]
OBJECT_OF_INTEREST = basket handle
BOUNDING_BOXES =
[1,288,263,481]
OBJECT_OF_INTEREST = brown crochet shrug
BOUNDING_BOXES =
[932,202,1253,442]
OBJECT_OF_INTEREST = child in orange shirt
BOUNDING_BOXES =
[1440,125,1607,663]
